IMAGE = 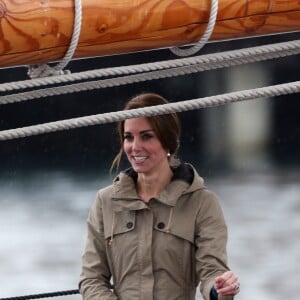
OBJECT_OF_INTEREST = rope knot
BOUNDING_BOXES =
[27,64,71,79]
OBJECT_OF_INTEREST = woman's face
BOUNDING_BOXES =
[123,117,168,175]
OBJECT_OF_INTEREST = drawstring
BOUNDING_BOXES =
[165,207,174,233]
[109,212,116,246]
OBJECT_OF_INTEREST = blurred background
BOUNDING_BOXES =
[0,31,299,300]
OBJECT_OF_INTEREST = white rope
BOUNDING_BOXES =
[1,81,299,141]
[1,40,300,106]
[170,0,218,56]
[27,0,82,79]
[0,39,299,99]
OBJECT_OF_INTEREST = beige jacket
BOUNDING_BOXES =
[79,163,230,300]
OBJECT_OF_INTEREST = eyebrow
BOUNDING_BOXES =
[124,129,154,134]
[140,130,154,134]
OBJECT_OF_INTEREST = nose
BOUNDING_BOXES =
[132,137,142,151]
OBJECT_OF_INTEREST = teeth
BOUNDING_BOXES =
[134,156,147,161]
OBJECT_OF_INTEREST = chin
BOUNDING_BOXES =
[133,167,146,173]
[132,164,150,174]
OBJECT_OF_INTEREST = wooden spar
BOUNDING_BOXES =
[0,0,300,68]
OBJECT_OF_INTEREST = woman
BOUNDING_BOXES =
[79,93,240,300]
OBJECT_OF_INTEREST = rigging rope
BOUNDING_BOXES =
[27,0,82,78]
[0,289,79,300]
[2,38,299,93]
[0,39,300,105]
[170,0,218,56]
[0,80,299,141]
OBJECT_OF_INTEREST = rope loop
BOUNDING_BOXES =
[27,0,82,79]
[170,0,218,57]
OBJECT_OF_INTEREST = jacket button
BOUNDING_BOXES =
[157,222,165,229]
[126,222,133,229]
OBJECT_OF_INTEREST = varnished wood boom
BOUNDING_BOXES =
[0,0,300,68]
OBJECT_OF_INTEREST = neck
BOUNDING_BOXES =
[137,166,173,202]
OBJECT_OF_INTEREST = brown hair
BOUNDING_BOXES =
[110,93,181,173]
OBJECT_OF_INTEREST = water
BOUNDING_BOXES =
[0,168,299,300]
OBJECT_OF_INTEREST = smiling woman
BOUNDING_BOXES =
[123,117,171,181]
[111,93,181,174]
[114,94,180,202]
[79,93,240,300]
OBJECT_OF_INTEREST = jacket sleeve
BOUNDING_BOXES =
[194,189,230,300]
[79,191,118,300]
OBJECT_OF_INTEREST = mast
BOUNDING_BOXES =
[0,0,300,68]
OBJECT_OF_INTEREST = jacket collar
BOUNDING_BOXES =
[111,163,205,211]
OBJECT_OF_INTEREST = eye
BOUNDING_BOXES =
[124,133,133,141]
[141,132,154,140]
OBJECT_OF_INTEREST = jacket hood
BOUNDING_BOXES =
[111,163,205,210]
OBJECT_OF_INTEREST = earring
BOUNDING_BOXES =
[167,152,171,157]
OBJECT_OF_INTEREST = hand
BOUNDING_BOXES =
[214,271,240,296]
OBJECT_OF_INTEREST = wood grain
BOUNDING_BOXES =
[0,0,299,68]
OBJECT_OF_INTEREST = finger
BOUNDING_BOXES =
[214,276,225,289]
[217,286,240,296]
[217,281,240,296]
[214,271,233,288]
[222,271,234,281]
[224,273,238,287]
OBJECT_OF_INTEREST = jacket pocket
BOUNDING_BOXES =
[153,224,196,289]
[103,210,136,240]
[154,205,195,244]
[166,222,195,244]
